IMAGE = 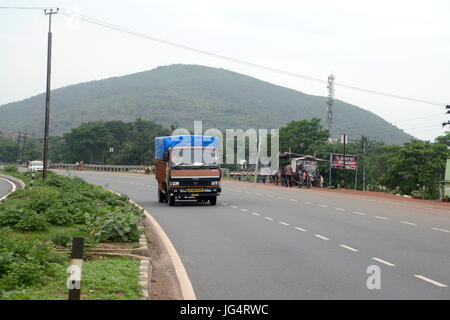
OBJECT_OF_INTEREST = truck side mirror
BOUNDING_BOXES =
[163,152,169,162]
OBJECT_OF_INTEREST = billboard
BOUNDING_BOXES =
[330,154,358,170]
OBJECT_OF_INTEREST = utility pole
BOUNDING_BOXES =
[15,132,22,163]
[42,8,58,180]
[326,74,335,143]
[342,134,347,188]
[362,140,366,191]
[21,132,27,163]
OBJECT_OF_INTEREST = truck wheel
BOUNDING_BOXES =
[169,196,175,206]
[158,189,165,203]
[209,196,217,206]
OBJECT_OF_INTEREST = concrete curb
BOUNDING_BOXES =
[106,188,153,300]
[137,234,152,300]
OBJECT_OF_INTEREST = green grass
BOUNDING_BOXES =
[1,257,141,300]
[0,170,144,300]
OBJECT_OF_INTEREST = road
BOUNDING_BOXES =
[58,170,450,299]
[0,176,14,200]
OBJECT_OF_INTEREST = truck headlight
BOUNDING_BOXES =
[211,181,219,185]
[170,181,179,186]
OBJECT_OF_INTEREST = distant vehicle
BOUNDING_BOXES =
[28,160,44,172]
[291,155,327,188]
[155,135,221,206]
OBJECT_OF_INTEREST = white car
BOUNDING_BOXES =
[28,160,44,172]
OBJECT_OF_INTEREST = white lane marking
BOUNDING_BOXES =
[339,244,358,252]
[251,212,260,216]
[241,208,248,212]
[352,211,366,215]
[314,234,329,241]
[304,201,313,204]
[245,191,251,194]
[255,193,262,196]
[295,227,307,232]
[230,205,237,208]
[236,190,242,193]
[290,199,298,202]
[372,257,396,267]
[319,204,329,208]
[279,221,290,226]
[414,275,447,288]
[278,197,285,200]
[335,208,346,211]
[374,215,389,220]
[222,202,228,206]
[268,195,273,198]
[431,227,450,233]
[400,221,417,226]
[264,217,274,221]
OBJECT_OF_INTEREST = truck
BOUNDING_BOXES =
[155,135,221,206]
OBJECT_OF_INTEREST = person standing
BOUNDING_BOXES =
[80,160,84,170]
[284,163,293,187]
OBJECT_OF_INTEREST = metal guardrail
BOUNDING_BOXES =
[52,163,154,173]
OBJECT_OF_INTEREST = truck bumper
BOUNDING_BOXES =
[167,187,221,198]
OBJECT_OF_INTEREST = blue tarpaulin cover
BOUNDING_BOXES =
[155,135,219,160]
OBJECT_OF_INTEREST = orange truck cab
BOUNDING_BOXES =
[155,135,221,206]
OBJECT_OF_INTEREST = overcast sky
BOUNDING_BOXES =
[1,0,449,141]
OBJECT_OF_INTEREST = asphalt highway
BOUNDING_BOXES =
[0,177,13,200]
[58,170,450,299]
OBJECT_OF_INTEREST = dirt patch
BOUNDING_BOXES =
[141,216,183,300]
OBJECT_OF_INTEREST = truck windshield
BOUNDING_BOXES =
[171,148,219,168]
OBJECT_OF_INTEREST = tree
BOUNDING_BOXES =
[279,118,329,155]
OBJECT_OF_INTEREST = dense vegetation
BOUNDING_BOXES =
[276,119,449,200]
[0,170,144,298]
[0,64,412,144]
[1,116,448,199]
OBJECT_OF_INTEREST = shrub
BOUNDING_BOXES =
[0,205,22,227]
[43,206,74,226]
[3,164,18,172]
[50,232,72,247]
[0,235,66,291]
[87,209,143,242]
[14,211,50,232]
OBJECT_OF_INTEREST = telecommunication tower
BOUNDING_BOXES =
[326,74,335,143]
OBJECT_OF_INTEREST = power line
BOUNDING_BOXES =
[390,113,443,124]
[1,6,447,107]
[56,8,446,107]
[0,6,46,10]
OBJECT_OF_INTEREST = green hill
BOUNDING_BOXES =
[0,64,413,144]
